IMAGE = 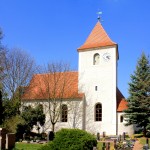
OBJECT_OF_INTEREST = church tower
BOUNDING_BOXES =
[78,21,119,135]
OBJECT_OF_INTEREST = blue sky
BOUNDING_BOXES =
[0,0,149,98]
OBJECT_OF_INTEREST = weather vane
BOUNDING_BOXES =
[97,11,102,22]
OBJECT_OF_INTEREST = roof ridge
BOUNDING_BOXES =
[34,71,78,76]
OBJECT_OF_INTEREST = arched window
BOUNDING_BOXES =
[120,115,123,123]
[61,104,68,122]
[95,103,102,121]
[93,53,100,65]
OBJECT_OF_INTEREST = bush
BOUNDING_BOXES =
[2,115,24,133]
[146,131,150,137]
[39,128,97,150]
[133,134,143,138]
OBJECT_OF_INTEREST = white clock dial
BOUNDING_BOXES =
[103,53,111,61]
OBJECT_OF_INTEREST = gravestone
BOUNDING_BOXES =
[96,132,100,141]
[143,144,149,150]
[47,131,54,141]
[118,134,121,142]
[106,142,110,150]
[146,138,149,146]
[41,132,46,140]
[102,142,106,150]
[102,132,106,138]
[93,147,97,150]
[114,139,117,149]
[23,133,26,141]
[123,132,126,140]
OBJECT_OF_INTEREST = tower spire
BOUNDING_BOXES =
[78,21,116,51]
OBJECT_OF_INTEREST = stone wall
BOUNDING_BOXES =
[6,133,16,149]
[0,128,7,149]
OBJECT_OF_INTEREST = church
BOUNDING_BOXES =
[22,20,134,135]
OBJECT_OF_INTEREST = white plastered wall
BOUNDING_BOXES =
[117,112,134,135]
[78,46,117,135]
[22,99,83,133]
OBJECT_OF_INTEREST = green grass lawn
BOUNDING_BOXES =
[97,142,114,150]
[14,142,44,150]
[14,138,150,150]
[139,137,150,147]
[15,142,113,150]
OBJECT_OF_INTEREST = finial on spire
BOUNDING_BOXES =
[97,11,102,22]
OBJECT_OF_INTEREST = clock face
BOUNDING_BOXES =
[103,53,111,61]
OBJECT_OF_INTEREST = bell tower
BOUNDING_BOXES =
[78,21,119,135]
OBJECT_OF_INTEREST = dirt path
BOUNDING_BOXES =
[133,140,143,150]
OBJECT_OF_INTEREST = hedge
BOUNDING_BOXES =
[39,128,97,150]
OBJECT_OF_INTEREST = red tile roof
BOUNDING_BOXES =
[22,72,84,101]
[22,72,127,112]
[117,88,128,112]
[78,21,116,51]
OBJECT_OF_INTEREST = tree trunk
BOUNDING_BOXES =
[143,126,147,137]
[52,123,55,132]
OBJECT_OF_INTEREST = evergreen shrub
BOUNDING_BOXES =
[39,128,97,150]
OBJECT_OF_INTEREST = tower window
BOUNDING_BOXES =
[95,103,102,121]
[95,86,98,91]
[93,53,100,65]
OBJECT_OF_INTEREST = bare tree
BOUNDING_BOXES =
[2,48,37,101]
[39,62,79,132]
[0,28,6,124]
[0,28,6,85]
[22,62,83,132]
[68,100,83,129]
